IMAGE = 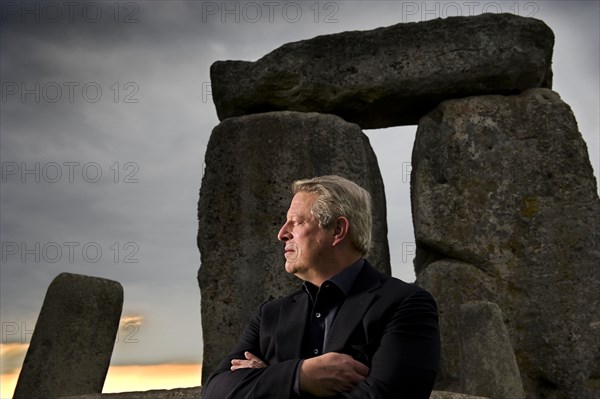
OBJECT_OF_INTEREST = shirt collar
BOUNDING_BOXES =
[303,257,365,298]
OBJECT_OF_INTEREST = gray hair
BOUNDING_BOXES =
[291,175,372,255]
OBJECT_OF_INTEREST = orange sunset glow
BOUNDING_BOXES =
[103,363,202,393]
[1,360,201,398]
[0,314,201,398]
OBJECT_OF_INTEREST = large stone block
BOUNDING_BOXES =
[412,88,600,398]
[459,301,524,399]
[14,273,123,399]
[197,111,390,381]
[63,388,487,399]
[60,387,201,399]
[430,392,489,399]
[417,260,499,392]
[211,13,553,129]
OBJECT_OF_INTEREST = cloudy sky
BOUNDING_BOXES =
[1,0,598,395]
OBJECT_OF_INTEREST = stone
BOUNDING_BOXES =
[459,301,524,399]
[412,88,600,398]
[210,13,554,129]
[197,111,390,382]
[430,391,489,399]
[14,273,123,399]
[417,260,499,392]
[60,387,201,399]
[62,388,487,399]
[65,388,488,399]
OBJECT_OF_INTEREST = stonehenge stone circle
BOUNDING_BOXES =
[203,12,599,399]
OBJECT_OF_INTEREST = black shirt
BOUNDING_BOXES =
[301,258,365,358]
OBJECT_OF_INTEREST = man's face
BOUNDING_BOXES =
[277,191,334,281]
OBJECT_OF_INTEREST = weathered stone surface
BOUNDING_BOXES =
[60,387,201,399]
[211,13,553,129]
[14,273,123,399]
[430,391,489,399]
[62,387,487,399]
[459,301,524,399]
[63,388,486,399]
[197,111,390,381]
[417,260,499,392]
[412,88,600,398]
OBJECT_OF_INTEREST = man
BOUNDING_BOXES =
[202,175,440,398]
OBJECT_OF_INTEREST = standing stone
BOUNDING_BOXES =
[459,301,524,399]
[412,88,600,398]
[417,260,500,392]
[60,387,202,399]
[14,273,123,399]
[211,13,554,129]
[198,111,390,382]
[430,392,489,399]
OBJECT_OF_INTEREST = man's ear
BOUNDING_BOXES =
[332,217,350,247]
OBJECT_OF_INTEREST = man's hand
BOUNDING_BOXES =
[230,351,267,371]
[299,352,369,397]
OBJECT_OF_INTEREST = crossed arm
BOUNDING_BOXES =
[231,351,369,397]
[202,289,439,399]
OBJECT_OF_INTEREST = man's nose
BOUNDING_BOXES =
[277,222,291,242]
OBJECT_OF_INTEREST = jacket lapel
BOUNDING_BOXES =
[324,262,384,352]
[275,290,309,358]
